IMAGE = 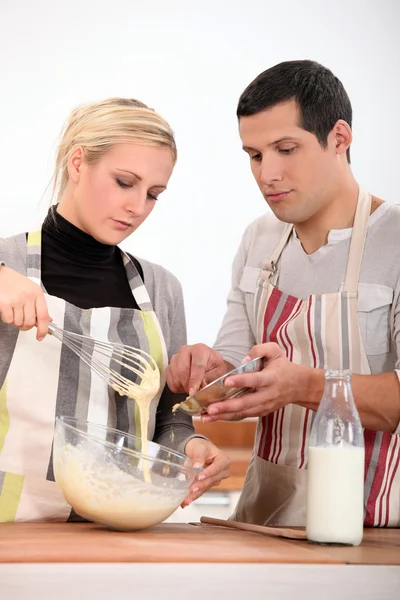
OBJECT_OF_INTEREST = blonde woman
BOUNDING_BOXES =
[0,98,230,522]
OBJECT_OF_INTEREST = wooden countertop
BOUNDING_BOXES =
[1,522,399,565]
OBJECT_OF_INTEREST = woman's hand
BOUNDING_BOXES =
[0,266,51,340]
[182,437,231,507]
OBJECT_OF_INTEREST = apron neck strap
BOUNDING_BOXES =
[343,187,371,293]
[121,251,154,312]
[26,230,42,285]
[262,187,371,292]
[262,224,293,276]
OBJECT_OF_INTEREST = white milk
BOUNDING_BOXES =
[306,445,364,546]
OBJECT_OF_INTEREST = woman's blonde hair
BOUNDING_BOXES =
[52,97,177,203]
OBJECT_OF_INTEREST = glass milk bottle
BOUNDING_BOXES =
[306,369,365,546]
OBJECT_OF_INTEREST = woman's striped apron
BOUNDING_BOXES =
[0,228,168,522]
[234,188,400,527]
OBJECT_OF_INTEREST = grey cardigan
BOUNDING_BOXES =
[0,232,201,453]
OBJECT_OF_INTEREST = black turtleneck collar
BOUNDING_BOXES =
[39,205,143,310]
[42,206,117,266]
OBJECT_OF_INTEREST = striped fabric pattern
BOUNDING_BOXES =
[253,189,400,527]
[0,231,168,522]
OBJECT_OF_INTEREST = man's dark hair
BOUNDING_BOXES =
[237,60,352,162]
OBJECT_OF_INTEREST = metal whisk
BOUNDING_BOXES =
[48,323,160,399]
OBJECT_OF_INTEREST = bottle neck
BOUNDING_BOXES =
[310,369,364,447]
[323,378,351,399]
[323,370,352,403]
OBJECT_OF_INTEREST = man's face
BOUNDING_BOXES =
[239,100,341,224]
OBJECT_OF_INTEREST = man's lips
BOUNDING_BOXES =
[266,191,292,202]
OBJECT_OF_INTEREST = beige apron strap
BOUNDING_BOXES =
[260,224,293,282]
[26,230,43,287]
[343,188,372,293]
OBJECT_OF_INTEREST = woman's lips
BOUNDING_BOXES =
[112,219,133,231]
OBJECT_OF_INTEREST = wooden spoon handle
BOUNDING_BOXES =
[200,516,307,540]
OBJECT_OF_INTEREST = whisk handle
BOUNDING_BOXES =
[47,323,56,336]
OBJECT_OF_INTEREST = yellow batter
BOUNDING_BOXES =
[113,352,161,484]
[55,443,184,530]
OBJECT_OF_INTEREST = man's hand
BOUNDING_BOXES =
[201,342,309,422]
[166,343,231,396]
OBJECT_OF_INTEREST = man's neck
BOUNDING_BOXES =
[294,178,360,255]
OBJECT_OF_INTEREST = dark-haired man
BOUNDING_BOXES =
[167,60,400,527]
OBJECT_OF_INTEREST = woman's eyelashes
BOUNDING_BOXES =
[115,178,159,201]
[116,178,132,189]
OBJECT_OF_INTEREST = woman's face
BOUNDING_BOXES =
[59,143,174,245]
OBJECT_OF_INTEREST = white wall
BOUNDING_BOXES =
[1,0,399,345]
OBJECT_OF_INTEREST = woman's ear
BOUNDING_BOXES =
[67,146,84,183]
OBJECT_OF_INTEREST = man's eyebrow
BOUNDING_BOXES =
[242,136,301,152]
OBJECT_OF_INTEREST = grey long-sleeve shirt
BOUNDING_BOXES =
[214,201,400,433]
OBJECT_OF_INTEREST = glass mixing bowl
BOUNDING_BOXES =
[53,416,201,531]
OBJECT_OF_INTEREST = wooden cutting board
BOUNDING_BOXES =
[0,522,340,564]
[1,523,399,565]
